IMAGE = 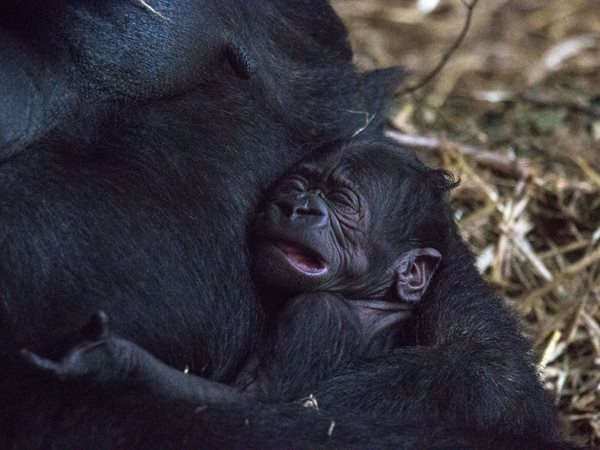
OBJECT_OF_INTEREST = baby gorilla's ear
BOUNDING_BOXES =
[394,248,442,302]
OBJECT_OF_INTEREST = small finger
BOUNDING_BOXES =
[92,311,110,340]
[20,348,62,375]
[83,311,110,341]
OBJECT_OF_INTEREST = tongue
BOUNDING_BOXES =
[277,243,325,274]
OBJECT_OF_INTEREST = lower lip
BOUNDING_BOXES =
[274,243,328,276]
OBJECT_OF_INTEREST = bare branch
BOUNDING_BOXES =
[519,91,600,119]
[384,129,534,179]
[396,0,479,97]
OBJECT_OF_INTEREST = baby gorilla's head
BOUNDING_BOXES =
[251,138,457,304]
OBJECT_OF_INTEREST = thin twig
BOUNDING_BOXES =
[396,0,479,97]
[519,92,600,119]
[385,129,533,179]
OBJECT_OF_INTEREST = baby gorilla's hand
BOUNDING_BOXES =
[21,311,138,386]
[22,312,244,406]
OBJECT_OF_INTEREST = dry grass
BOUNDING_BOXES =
[332,0,600,446]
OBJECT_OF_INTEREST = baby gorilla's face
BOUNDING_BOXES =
[251,140,447,302]
[252,151,369,295]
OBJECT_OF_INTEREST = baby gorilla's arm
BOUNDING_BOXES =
[21,312,244,407]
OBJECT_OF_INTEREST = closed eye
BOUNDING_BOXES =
[277,175,309,195]
[328,189,356,211]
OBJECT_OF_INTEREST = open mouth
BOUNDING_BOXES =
[275,241,327,275]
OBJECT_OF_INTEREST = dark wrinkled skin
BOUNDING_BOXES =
[252,144,444,302]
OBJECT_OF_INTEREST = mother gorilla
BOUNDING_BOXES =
[0,0,564,448]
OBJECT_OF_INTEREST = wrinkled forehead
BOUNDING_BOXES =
[294,140,422,190]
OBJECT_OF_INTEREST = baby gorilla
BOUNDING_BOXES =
[241,141,450,401]
[22,139,454,405]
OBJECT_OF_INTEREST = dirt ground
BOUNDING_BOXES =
[332,0,600,446]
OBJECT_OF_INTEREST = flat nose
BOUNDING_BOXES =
[276,193,329,227]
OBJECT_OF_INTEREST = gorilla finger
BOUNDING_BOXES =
[20,348,64,377]
[82,311,110,341]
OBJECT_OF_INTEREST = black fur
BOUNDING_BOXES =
[0,0,571,448]
[0,0,402,446]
